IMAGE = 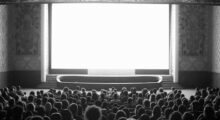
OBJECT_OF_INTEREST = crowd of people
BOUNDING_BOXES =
[0,85,220,120]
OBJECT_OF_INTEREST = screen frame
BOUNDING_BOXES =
[48,3,171,75]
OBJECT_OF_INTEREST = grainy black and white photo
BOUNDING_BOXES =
[0,0,220,120]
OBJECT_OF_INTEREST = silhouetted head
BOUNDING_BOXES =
[50,112,62,120]
[61,109,73,120]
[169,111,182,120]
[115,110,127,120]
[84,105,102,120]
[182,112,194,120]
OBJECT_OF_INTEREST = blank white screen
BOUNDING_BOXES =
[51,3,169,70]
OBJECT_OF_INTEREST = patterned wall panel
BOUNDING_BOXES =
[179,5,206,56]
[178,5,212,71]
[14,4,40,55]
[8,4,41,71]
[212,6,220,73]
[0,5,9,72]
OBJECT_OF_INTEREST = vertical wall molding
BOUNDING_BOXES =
[171,5,179,83]
[41,4,49,82]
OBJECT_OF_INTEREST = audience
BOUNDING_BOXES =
[0,85,219,120]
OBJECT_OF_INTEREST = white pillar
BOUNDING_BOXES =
[41,4,49,82]
[171,4,179,83]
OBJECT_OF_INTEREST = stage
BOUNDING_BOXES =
[56,75,163,90]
